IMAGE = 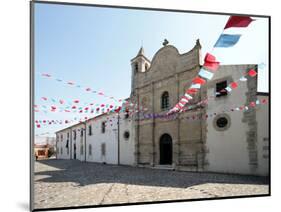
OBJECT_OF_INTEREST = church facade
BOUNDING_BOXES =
[130,40,269,176]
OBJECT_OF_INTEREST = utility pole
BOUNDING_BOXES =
[84,123,87,162]
[117,112,120,165]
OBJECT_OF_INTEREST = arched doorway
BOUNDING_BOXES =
[159,134,173,165]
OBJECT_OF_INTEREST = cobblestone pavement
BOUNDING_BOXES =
[34,159,269,209]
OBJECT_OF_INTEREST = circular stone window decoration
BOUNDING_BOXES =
[123,131,130,140]
[213,113,231,131]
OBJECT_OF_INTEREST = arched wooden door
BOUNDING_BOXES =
[159,134,173,165]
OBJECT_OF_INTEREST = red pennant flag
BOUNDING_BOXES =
[203,53,220,71]
[41,97,48,101]
[74,100,79,103]
[72,105,76,109]
[250,102,256,107]
[51,106,56,110]
[248,69,257,77]
[114,107,121,113]
[86,88,91,91]
[84,107,89,110]
[230,82,238,89]
[98,92,104,95]
[187,88,198,95]
[174,103,181,109]
[262,99,267,104]
[59,99,64,104]
[205,53,217,63]
[224,16,254,29]
[36,124,41,128]
[192,76,206,85]
[101,104,105,107]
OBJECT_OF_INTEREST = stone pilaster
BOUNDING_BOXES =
[242,66,258,174]
[174,74,180,168]
[151,82,155,166]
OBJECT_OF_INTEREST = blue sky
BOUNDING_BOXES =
[34,3,269,137]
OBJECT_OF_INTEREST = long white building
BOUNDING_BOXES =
[56,109,135,166]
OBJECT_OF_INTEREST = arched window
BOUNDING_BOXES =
[67,145,69,155]
[88,144,92,156]
[145,63,149,71]
[101,122,106,133]
[80,145,84,155]
[134,63,138,73]
[73,130,76,140]
[161,91,169,110]
[88,125,92,136]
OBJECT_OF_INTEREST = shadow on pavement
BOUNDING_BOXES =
[34,159,269,189]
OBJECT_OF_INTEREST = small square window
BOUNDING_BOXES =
[216,81,228,97]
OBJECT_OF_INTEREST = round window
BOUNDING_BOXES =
[124,131,130,140]
[216,117,228,128]
[213,114,231,131]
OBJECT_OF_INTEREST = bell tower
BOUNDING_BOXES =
[130,46,151,93]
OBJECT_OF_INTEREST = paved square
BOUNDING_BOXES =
[34,159,269,209]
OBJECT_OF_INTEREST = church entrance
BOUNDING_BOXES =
[159,134,173,165]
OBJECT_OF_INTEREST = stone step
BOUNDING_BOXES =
[152,165,174,170]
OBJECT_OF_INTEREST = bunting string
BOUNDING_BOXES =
[37,71,126,103]
[35,98,268,128]
[169,15,256,114]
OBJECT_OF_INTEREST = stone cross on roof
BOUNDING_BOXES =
[162,39,169,46]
